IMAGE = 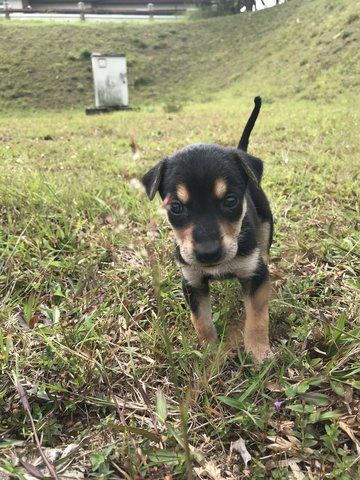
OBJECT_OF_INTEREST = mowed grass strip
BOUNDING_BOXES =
[0,96,359,478]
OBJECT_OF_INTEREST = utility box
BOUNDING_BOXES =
[90,53,128,111]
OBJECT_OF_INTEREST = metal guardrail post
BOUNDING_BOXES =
[4,0,10,19]
[147,2,154,19]
[78,1,85,20]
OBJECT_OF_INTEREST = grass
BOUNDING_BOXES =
[0,97,359,479]
[0,0,360,478]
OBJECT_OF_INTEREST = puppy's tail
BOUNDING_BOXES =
[237,96,262,152]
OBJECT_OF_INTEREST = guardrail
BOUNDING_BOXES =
[1,5,189,16]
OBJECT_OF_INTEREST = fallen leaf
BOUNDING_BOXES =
[189,444,206,465]
[289,460,305,480]
[203,404,223,417]
[338,421,360,455]
[19,459,44,479]
[265,381,284,393]
[267,436,298,452]
[194,461,225,480]
[230,437,251,467]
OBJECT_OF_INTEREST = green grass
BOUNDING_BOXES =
[1,0,360,478]
[1,97,359,479]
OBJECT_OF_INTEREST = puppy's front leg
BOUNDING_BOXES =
[182,279,218,345]
[241,262,272,362]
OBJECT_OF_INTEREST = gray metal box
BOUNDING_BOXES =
[91,53,128,108]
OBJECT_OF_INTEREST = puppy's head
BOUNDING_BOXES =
[143,143,262,267]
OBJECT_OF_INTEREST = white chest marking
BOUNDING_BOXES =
[182,248,260,287]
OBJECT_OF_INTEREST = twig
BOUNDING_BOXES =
[180,390,194,480]
[12,374,59,480]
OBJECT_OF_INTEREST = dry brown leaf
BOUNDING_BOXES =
[19,459,44,479]
[189,445,206,465]
[289,460,305,480]
[267,435,299,453]
[203,404,223,417]
[194,461,225,480]
[112,395,147,411]
[338,421,360,455]
[267,435,314,456]
[265,381,284,393]
[273,457,303,468]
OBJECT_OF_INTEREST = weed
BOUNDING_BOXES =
[163,99,183,113]
[341,30,352,39]
[133,38,148,49]
[346,13,359,24]
[79,48,92,60]
[134,76,153,87]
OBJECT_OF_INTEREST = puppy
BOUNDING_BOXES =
[143,97,273,362]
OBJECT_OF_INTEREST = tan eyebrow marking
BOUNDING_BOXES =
[176,183,190,203]
[214,177,227,199]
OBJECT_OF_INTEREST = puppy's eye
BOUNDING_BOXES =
[170,201,184,215]
[223,195,239,208]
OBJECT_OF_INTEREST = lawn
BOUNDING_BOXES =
[0,96,359,479]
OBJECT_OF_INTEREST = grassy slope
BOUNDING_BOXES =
[0,1,360,479]
[0,0,359,110]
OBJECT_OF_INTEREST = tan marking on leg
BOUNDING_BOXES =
[214,177,227,199]
[190,295,218,345]
[176,183,190,204]
[243,279,272,362]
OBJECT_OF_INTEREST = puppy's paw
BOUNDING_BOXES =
[244,341,273,363]
[190,313,218,346]
[199,329,218,346]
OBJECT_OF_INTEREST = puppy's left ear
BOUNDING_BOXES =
[142,158,167,200]
[236,151,263,186]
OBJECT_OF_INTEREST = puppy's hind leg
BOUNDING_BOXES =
[182,279,218,345]
[241,261,272,362]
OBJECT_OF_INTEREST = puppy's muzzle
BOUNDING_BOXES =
[194,240,222,265]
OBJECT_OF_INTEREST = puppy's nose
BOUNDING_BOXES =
[195,241,222,265]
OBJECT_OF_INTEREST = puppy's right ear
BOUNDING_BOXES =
[142,158,167,200]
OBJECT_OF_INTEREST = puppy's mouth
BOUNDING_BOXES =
[199,260,222,268]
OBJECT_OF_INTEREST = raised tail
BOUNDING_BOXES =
[237,96,262,152]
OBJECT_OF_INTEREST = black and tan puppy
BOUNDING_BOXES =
[143,97,273,362]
